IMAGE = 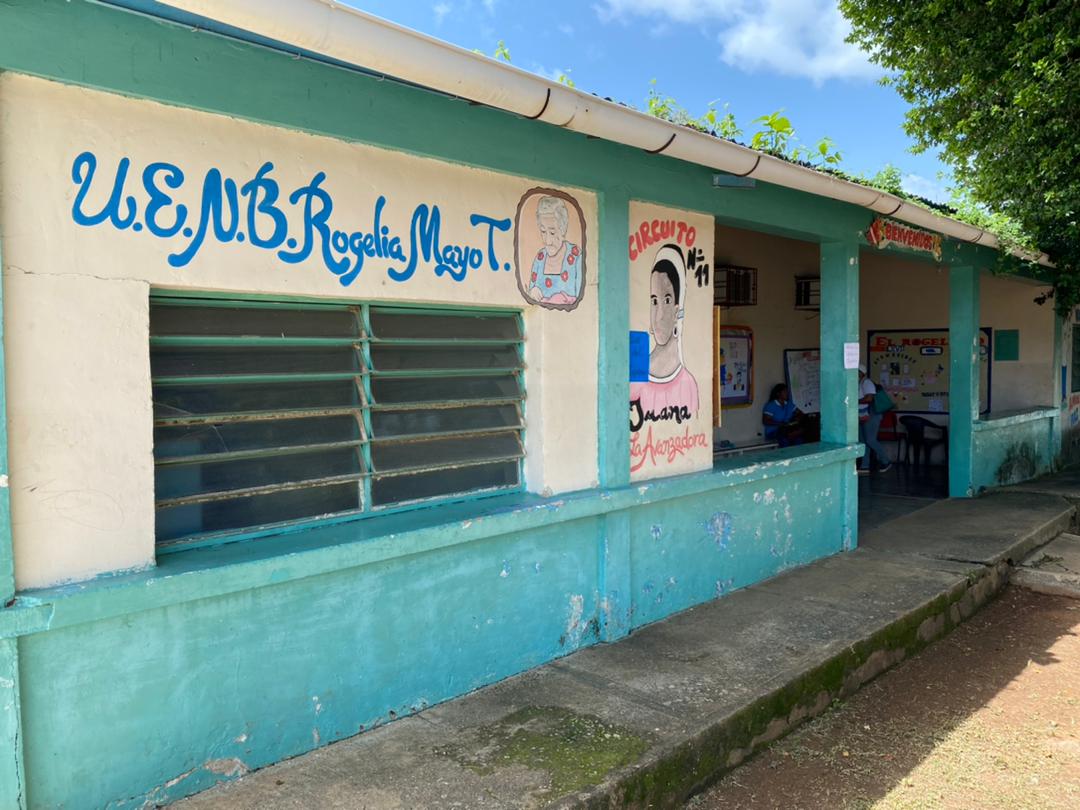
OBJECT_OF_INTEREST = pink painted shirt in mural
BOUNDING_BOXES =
[630,366,699,416]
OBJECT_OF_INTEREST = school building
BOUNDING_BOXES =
[0,1,1073,807]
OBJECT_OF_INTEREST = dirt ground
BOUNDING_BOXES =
[687,586,1080,810]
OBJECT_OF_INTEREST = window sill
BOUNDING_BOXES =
[2,442,859,639]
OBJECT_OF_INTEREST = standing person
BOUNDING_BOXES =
[858,365,891,474]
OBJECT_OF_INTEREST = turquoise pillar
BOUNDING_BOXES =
[949,265,980,497]
[0,243,25,808]
[0,638,25,810]
[596,188,632,640]
[820,241,860,550]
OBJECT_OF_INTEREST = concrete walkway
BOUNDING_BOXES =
[174,486,1075,810]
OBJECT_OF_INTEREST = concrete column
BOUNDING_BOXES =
[949,265,980,497]
[0,638,25,810]
[596,188,632,640]
[820,241,860,550]
[1051,312,1064,461]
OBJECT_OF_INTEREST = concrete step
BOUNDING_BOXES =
[173,494,1075,810]
[1013,532,1080,598]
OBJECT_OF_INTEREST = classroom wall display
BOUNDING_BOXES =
[628,202,714,479]
[784,348,821,414]
[715,321,753,414]
[867,328,992,415]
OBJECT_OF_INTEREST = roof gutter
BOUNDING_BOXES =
[154,0,1051,268]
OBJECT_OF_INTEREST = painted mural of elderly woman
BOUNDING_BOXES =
[528,195,582,305]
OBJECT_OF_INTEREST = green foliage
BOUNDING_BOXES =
[556,70,575,89]
[749,110,794,155]
[492,39,512,62]
[645,81,741,139]
[840,0,1080,313]
[864,164,904,195]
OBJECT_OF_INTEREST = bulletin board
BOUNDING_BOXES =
[784,348,821,414]
[714,319,753,411]
[867,328,992,415]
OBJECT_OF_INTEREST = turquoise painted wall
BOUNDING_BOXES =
[628,463,848,628]
[20,519,602,808]
[0,1,1009,807]
[11,448,853,809]
[972,413,1058,492]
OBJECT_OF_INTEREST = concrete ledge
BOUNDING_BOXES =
[173,492,1072,810]
[563,558,1010,809]
[1013,532,1080,598]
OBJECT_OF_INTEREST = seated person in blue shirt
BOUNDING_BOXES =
[762,383,805,447]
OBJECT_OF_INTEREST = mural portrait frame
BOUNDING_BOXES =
[513,186,588,312]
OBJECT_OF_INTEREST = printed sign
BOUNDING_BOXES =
[715,322,753,409]
[628,202,714,479]
[866,217,943,261]
[867,328,991,415]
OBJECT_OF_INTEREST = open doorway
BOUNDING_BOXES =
[711,223,821,461]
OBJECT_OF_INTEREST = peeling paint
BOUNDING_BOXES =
[563,594,585,646]
[204,758,248,777]
[650,524,663,541]
[0,474,8,488]
[499,561,511,578]
[704,512,734,551]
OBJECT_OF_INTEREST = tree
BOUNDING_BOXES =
[840,0,1080,312]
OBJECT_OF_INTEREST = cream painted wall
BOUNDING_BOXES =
[0,74,599,587]
[713,224,820,446]
[980,272,1055,412]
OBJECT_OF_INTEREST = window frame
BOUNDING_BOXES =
[150,289,527,554]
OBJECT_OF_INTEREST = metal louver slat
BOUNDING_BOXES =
[151,297,525,547]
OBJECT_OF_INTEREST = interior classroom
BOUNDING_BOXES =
[712,222,1059,493]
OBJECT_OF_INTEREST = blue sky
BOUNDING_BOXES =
[348,0,951,203]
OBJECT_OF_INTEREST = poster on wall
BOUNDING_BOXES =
[628,202,714,479]
[867,328,991,415]
[784,348,821,414]
[715,322,753,409]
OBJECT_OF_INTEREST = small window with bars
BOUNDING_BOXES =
[150,296,525,547]
[714,266,758,307]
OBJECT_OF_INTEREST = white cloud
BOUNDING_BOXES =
[595,0,880,84]
[558,22,575,36]
[482,0,497,13]
[901,174,950,204]
[433,2,451,24]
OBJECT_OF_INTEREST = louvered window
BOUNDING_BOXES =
[150,297,525,546]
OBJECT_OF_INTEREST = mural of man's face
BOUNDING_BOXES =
[650,271,678,346]
[539,213,562,254]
